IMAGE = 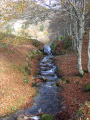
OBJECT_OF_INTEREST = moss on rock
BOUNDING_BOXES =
[41,114,54,120]
[85,84,90,91]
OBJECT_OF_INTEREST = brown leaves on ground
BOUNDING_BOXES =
[54,32,90,120]
[0,33,43,117]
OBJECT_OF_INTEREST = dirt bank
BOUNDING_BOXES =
[0,33,44,117]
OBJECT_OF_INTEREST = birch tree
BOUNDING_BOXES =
[60,0,87,76]
[38,0,89,76]
[87,29,90,73]
[0,0,50,28]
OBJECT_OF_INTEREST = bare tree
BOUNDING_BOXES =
[38,0,90,76]
[87,29,90,73]
[60,0,87,76]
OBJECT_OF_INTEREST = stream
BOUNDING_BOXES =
[24,46,62,115]
[1,46,62,120]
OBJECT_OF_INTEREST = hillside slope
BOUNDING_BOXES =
[0,33,44,117]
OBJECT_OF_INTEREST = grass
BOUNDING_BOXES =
[24,76,29,84]
[12,64,27,76]
[0,32,32,46]
[11,64,32,84]
[28,49,43,62]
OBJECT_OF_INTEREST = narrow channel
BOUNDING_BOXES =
[24,45,62,115]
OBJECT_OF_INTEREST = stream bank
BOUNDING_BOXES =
[1,46,64,120]
[53,37,90,120]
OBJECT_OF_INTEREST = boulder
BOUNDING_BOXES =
[17,115,29,120]
[17,115,41,120]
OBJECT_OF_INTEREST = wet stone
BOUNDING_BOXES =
[17,115,41,120]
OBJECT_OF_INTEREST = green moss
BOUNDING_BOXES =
[85,84,90,91]
[41,114,53,120]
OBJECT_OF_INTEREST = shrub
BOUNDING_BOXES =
[51,40,66,55]
[40,24,44,31]
[51,35,72,55]
[64,36,72,49]
[51,41,56,53]
[60,36,64,41]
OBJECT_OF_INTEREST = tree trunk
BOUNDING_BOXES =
[77,18,83,76]
[87,30,90,73]
[69,0,77,51]
[64,27,66,37]
[72,20,77,51]
[69,23,72,36]
[77,42,83,76]
[72,37,77,51]
[82,14,85,34]
[82,0,85,34]
[66,24,69,36]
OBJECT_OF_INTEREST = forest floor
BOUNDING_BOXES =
[0,32,90,120]
[54,32,90,120]
[0,33,43,117]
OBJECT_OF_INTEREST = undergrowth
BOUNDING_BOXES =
[51,35,72,55]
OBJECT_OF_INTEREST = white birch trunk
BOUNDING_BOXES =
[64,27,65,37]
[82,0,85,34]
[87,30,90,73]
[77,18,83,76]
[70,0,77,50]
[72,20,77,51]
[82,14,85,34]
[66,24,69,36]
[69,23,72,36]
[76,0,85,75]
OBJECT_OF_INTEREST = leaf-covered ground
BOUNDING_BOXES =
[0,33,43,117]
[54,32,90,120]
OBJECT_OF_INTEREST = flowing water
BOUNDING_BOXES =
[1,46,62,120]
[24,46,62,115]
